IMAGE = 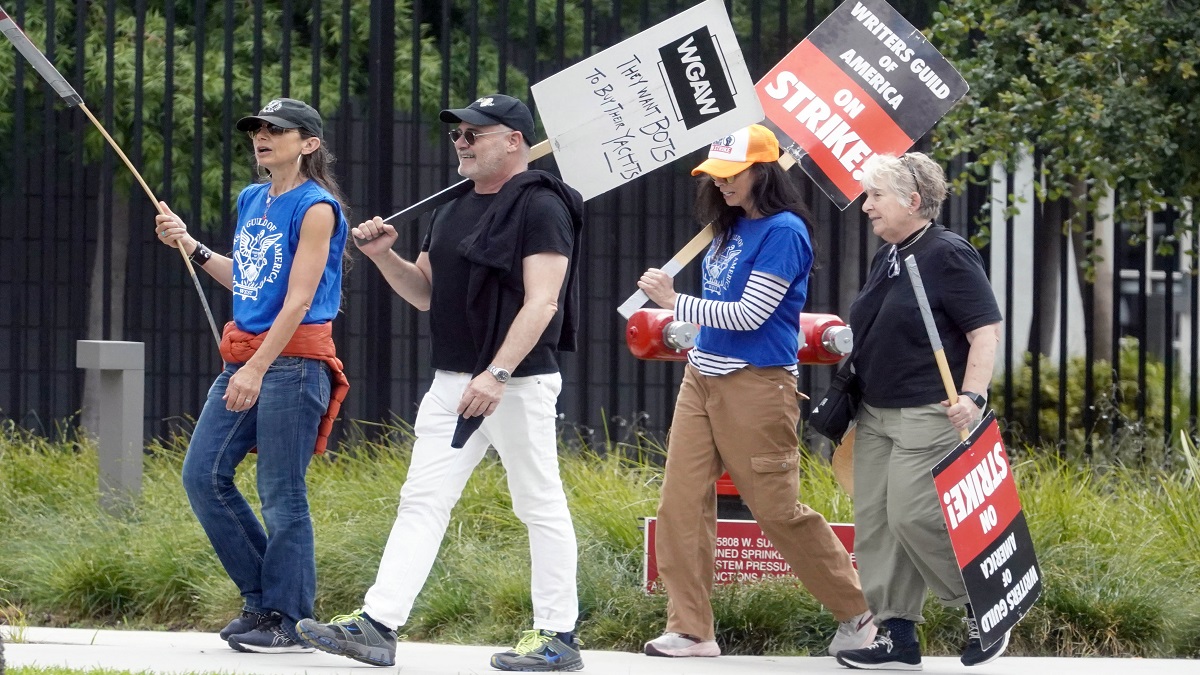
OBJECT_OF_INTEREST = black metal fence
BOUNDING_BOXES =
[1,0,1196,456]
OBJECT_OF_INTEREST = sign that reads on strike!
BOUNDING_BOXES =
[756,0,968,209]
[532,0,761,201]
[932,412,1042,649]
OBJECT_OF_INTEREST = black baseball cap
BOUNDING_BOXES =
[236,98,323,139]
[440,94,535,147]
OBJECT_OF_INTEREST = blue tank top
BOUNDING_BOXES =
[231,180,348,334]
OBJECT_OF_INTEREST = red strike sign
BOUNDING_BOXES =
[932,418,1022,565]
[931,412,1042,649]
[755,0,967,209]
[758,40,911,204]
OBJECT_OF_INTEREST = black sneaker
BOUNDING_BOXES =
[835,633,922,670]
[960,615,1009,666]
[228,613,315,654]
[219,608,270,641]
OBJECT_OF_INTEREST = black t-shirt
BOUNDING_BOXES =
[848,226,1002,408]
[421,188,574,375]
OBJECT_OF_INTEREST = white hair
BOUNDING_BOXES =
[860,152,947,221]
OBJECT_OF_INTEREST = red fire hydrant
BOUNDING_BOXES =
[625,308,854,519]
[624,308,853,364]
[624,308,698,361]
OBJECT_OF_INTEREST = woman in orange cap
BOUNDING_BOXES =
[637,124,874,659]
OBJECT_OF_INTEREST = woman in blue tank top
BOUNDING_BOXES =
[637,124,874,659]
[154,98,349,654]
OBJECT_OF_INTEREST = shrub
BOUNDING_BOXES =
[0,421,1198,657]
[991,339,1190,466]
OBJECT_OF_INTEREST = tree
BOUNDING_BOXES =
[0,0,588,430]
[929,0,1200,359]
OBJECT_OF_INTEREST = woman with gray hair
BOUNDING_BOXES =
[835,152,1005,671]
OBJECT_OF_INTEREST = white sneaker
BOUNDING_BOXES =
[828,610,878,656]
[643,632,721,657]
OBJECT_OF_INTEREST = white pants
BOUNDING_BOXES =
[363,370,579,632]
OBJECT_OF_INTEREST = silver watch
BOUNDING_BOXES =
[486,364,511,383]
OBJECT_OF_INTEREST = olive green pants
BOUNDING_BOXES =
[852,402,970,624]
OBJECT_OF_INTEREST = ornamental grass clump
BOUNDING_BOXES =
[0,419,1197,657]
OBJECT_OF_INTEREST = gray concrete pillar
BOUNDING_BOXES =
[76,340,145,514]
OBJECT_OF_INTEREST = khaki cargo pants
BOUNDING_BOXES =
[654,364,868,640]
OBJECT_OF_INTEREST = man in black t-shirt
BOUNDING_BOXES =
[296,95,585,672]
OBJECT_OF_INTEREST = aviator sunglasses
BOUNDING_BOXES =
[245,122,293,136]
[448,128,511,145]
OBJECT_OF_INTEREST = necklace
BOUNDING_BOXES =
[263,177,302,220]
[886,221,934,279]
[898,220,934,251]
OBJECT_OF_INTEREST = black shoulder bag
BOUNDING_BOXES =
[808,359,862,444]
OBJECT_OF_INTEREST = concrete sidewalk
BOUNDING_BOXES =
[3,626,1194,674]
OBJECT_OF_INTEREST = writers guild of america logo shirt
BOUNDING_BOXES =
[703,233,744,295]
[233,217,285,301]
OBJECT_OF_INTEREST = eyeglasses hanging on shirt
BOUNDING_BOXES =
[887,245,900,278]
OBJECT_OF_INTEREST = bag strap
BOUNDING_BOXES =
[841,282,886,378]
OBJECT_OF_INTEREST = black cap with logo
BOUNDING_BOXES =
[439,94,536,147]
[236,98,323,139]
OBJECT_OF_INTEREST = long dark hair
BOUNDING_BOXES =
[694,161,814,251]
[254,130,349,219]
[256,130,355,275]
[298,131,354,276]
[298,130,350,220]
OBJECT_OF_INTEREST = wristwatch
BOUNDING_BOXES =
[960,391,986,409]
[486,364,511,383]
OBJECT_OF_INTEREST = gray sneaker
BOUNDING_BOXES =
[490,629,584,672]
[295,610,397,667]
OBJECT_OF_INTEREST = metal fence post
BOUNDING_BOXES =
[76,340,145,514]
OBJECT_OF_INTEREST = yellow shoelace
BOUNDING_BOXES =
[513,630,552,654]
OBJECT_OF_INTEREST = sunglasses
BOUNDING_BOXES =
[887,244,900,278]
[448,128,511,145]
[245,122,292,137]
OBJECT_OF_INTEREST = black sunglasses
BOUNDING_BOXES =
[246,122,292,136]
[448,128,511,145]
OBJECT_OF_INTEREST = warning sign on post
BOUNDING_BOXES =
[756,0,968,209]
[643,517,855,592]
[932,412,1042,649]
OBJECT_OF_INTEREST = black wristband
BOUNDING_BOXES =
[189,242,213,266]
[960,390,986,409]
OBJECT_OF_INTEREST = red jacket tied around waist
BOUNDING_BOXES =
[219,321,349,454]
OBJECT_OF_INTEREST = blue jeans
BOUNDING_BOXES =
[182,356,330,638]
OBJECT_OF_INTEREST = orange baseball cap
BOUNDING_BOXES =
[691,124,780,178]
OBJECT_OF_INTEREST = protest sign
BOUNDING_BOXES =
[932,412,1042,649]
[532,0,762,201]
[756,0,968,209]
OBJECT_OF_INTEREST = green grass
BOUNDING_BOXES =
[1,420,1198,658]
[8,662,166,667]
